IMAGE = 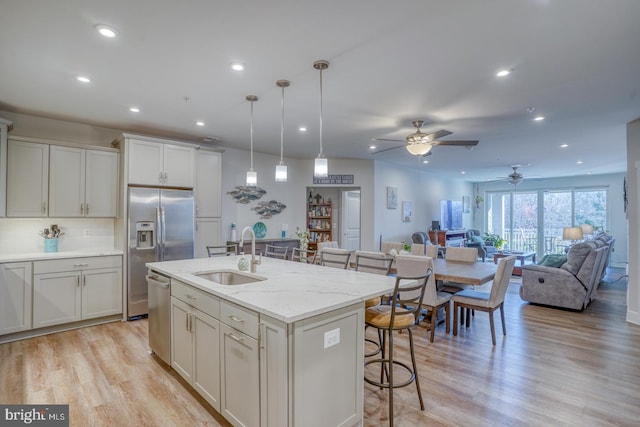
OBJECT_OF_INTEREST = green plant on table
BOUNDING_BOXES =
[483,232,507,250]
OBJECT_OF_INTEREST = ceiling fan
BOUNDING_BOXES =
[494,165,526,185]
[371,120,479,156]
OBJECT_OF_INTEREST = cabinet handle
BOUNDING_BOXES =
[186,312,189,331]
[228,315,244,323]
[76,275,80,287]
[80,203,84,215]
[41,201,46,214]
[83,275,86,286]
[228,333,244,343]
[164,172,168,183]
[259,322,265,349]
[73,263,89,267]
[159,172,163,184]
[85,203,89,215]
[186,293,197,300]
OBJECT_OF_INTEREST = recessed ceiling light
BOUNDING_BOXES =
[96,25,118,38]
[576,160,584,164]
[196,121,205,127]
[76,75,91,83]
[299,126,307,132]
[423,160,429,164]
[585,171,592,175]
[461,171,467,175]
[369,145,376,150]
[533,116,545,121]
[202,137,219,142]
[129,107,140,113]
[496,69,511,77]
[230,62,245,71]
[560,143,569,148]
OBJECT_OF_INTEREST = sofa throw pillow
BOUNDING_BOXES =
[537,254,567,268]
[471,236,484,244]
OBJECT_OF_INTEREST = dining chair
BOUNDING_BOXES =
[206,243,238,257]
[441,247,479,294]
[452,255,516,345]
[264,244,289,259]
[291,247,317,264]
[364,254,432,426]
[316,241,339,252]
[410,243,425,255]
[319,247,351,269]
[381,241,404,255]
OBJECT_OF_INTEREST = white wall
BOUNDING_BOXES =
[373,161,473,245]
[626,117,640,324]
[475,173,628,266]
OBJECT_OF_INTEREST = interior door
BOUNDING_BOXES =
[341,190,361,251]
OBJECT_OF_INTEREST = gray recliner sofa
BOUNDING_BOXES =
[519,241,609,310]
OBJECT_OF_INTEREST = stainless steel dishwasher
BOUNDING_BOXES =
[146,270,171,365]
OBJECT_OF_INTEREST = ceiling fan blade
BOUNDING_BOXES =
[425,129,452,140]
[433,140,479,147]
[370,145,404,155]
[371,138,404,142]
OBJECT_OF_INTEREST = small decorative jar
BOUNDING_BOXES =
[237,256,249,271]
[44,238,59,253]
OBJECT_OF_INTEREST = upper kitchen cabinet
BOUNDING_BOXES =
[0,118,13,217]
[195,150,222,217]
[126,138,195,188]
[6,139,49,217]
[49,145,119,217]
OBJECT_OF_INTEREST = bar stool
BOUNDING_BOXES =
[364,254,432,426]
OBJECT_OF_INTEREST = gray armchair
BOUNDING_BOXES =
[464,229,495,262]
[520,241,608,310]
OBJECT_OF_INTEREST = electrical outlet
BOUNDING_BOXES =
[83,229,90,237]
[324,328,340,349]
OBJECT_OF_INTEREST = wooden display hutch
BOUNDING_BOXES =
[307,202,332,250]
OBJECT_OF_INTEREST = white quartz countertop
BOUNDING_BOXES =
[147,256,397,323]
[0,249,123,263]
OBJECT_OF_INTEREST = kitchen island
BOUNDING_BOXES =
[146,255,396,427]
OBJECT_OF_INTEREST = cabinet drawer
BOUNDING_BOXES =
[220,300,259,339]
[33,256,122,274]
[171,280,220,318]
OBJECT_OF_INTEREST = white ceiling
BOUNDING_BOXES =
[1,0,639,182]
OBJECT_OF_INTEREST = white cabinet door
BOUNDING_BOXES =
[260,315,288,427]
[171,297,194,383]
[195,218,221,258]
[0,262,33,335]
[33,271,81,328]
[85,150,119,217]
[49,145,85,217]
[220,323,260,427]
[128,139,164,185]
[164,144,195,187]
[6,140,49,217]
[82,268,122,319]
[195,150,221,217]
[193,310,221,412]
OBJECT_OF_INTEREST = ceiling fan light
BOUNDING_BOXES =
[314,156,328,178]
[406,143,433,156]
[275,163,288,182]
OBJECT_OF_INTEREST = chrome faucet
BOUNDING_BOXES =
[239,226,261,273]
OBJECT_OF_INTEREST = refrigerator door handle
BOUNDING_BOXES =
[160,207,166,259]
[156,207,163,260]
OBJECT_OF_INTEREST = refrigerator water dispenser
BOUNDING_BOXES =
[136,221,155,249]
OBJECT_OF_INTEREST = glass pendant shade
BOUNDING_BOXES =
[275,162,287,181]
[314,156,328,178]
[406,143,433,156]
[246,169,257,187]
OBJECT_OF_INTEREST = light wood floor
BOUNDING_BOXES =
[2,269,639,427]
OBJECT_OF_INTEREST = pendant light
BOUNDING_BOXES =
[246,95,258,186]
[275,79,290,182]
[313,60,329,178]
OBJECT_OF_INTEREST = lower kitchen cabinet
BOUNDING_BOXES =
[32,256,122,329]
[220,323,260,427]
[0,262,33,335]
[171,283,221,411]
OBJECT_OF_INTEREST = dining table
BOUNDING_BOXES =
[432,258,497,286]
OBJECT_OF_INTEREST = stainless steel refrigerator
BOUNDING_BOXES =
[128,187,194,319]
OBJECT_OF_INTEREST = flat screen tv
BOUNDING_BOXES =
[440,200,462,230]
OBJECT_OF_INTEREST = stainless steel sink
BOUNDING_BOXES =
[194,270,266,285]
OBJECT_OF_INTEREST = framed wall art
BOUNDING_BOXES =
[402,201,412,222]
[387,186,398,209]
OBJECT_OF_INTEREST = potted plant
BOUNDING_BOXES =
[483,232,506,250]
[475,195,484,209]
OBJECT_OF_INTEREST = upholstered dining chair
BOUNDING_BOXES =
[319,247,351,269]
[264,244,289,259]
[364,254,432,426]
[206,243,238,257]
[381,241,404,255]
[441,247,479,294]
[316,241,339,252]
[291,247,317,264]
[452,255,516,345]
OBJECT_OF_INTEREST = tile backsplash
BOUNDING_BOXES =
[0,218,115,253]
